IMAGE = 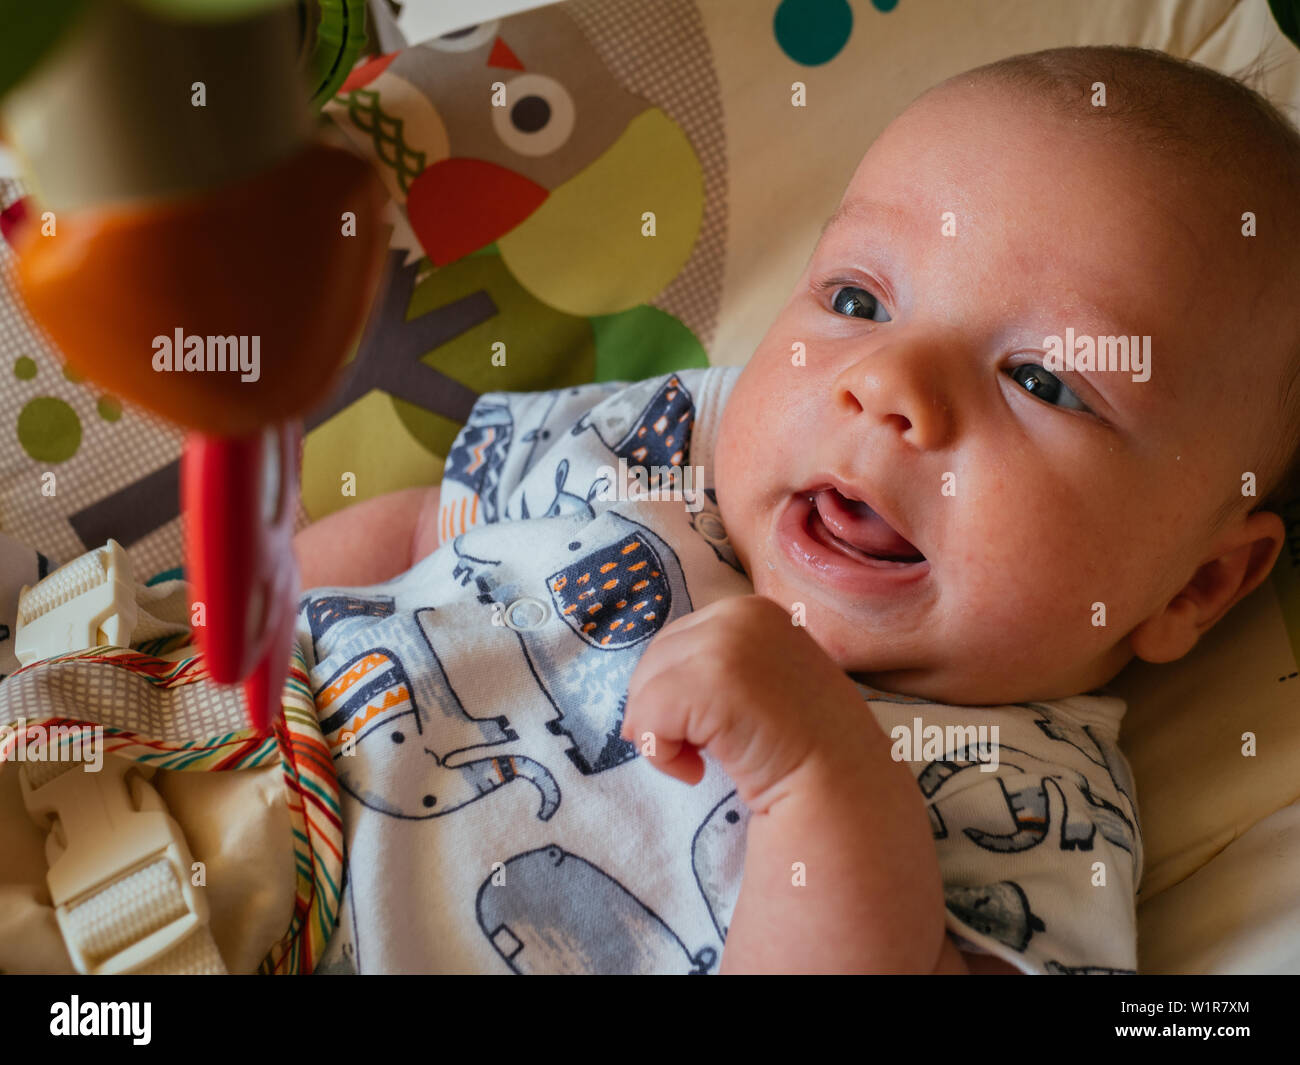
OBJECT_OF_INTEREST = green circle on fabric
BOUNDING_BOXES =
[17,397,82,462]
[774,0,853,66]
[589,304,708,383]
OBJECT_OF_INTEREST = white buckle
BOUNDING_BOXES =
[14,539,138,667]
[19,756,209,975]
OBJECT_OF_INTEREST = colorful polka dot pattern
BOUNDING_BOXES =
[12,354,121,463]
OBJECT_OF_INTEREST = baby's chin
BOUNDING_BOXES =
[746,562,1124,705]
[739,537,990,698]
[774,600,1092,707]
[850,660,1123,708]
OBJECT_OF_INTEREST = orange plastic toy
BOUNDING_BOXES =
[12,141,387,436]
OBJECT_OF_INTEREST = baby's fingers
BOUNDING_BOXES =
[643,737,707,786]
[623,671,737,786]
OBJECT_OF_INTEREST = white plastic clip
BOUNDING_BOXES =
[13,539,138,666]
[19,756,210,975]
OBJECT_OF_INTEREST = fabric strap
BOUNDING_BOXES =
[2,600,341,974]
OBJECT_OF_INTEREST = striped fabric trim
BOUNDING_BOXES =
[259,643,344,974]
[0,641,342,974]
[0,719,276,771]
[5,643,213,681]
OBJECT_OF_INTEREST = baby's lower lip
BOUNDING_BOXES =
[775,493,930,595]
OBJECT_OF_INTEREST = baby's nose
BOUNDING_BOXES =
[832,341,956,451]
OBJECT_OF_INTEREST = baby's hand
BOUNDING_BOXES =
[621,594,869,814]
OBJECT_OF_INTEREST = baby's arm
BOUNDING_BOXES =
[728,755,1019,973]
[623,595,1020,974]
[293,485,442,589]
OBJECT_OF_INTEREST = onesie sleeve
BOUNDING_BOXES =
[866,692,1144,974]
[437,380,626,537]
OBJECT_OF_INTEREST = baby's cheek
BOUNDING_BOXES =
[981,552,1120,668]
[947,525,1084,642]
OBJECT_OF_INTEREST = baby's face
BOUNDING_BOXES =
[714,81,1292,705]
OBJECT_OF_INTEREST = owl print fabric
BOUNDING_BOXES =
[296,367,1142,974]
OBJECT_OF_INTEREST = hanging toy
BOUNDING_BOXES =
[0,0,383,730]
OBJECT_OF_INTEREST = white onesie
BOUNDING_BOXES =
[297,367,1143,975]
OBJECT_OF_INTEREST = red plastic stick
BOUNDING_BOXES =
[181,422,301,732]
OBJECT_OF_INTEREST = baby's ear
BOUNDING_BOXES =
[1129,508,1286,664]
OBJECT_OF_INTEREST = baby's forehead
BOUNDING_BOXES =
[838,83,1291,290]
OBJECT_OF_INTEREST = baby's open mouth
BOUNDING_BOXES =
[807,487,925,565]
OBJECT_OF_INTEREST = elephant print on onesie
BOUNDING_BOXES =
[449,507,694,776]
[572,373,694,491]
[441,382,628,537]
[1029,703,1139,817]
[691,790,751,942]
[944,882,1046,954]
[440,396,512,537]
[517,457,606,522]
[302,591,561,821]
[476,845,718,975]
[566,373,747,578]
[917,740,1137,857]
[959,775,1131,854]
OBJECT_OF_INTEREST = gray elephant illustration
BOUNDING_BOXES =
[450,509,694,775]
[1068,772,1136,854]
[914,736,1133,855]
[1032,709,1139,815]
[962,776,1062,853]
[571,372,694,478]
[305,595,518,754]
[916,747,1030,799]
[477,845,717,974]
[691,790,751,942]
[441,397,513,525]
[516,458,607,522]
[945,881,1045,953]
[948,773,1135,856]
[302,592,396,652]
[306,597,560,820]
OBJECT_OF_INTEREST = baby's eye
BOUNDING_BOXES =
[830,285,891,323]
[1005,363,1092,413]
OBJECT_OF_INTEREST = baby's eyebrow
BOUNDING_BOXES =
[818,198,907,241]
[819,202,858,240]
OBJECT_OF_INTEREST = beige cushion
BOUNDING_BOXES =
[0,762,294,973]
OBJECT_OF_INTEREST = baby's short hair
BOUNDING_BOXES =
[949,46,1300,523]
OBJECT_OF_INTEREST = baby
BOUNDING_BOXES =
[291,45,1299,974]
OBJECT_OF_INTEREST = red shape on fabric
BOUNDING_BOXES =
[407,158,547,266]
[340,52,399,93]
[487,36,525,71]
[0,196,29,247]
